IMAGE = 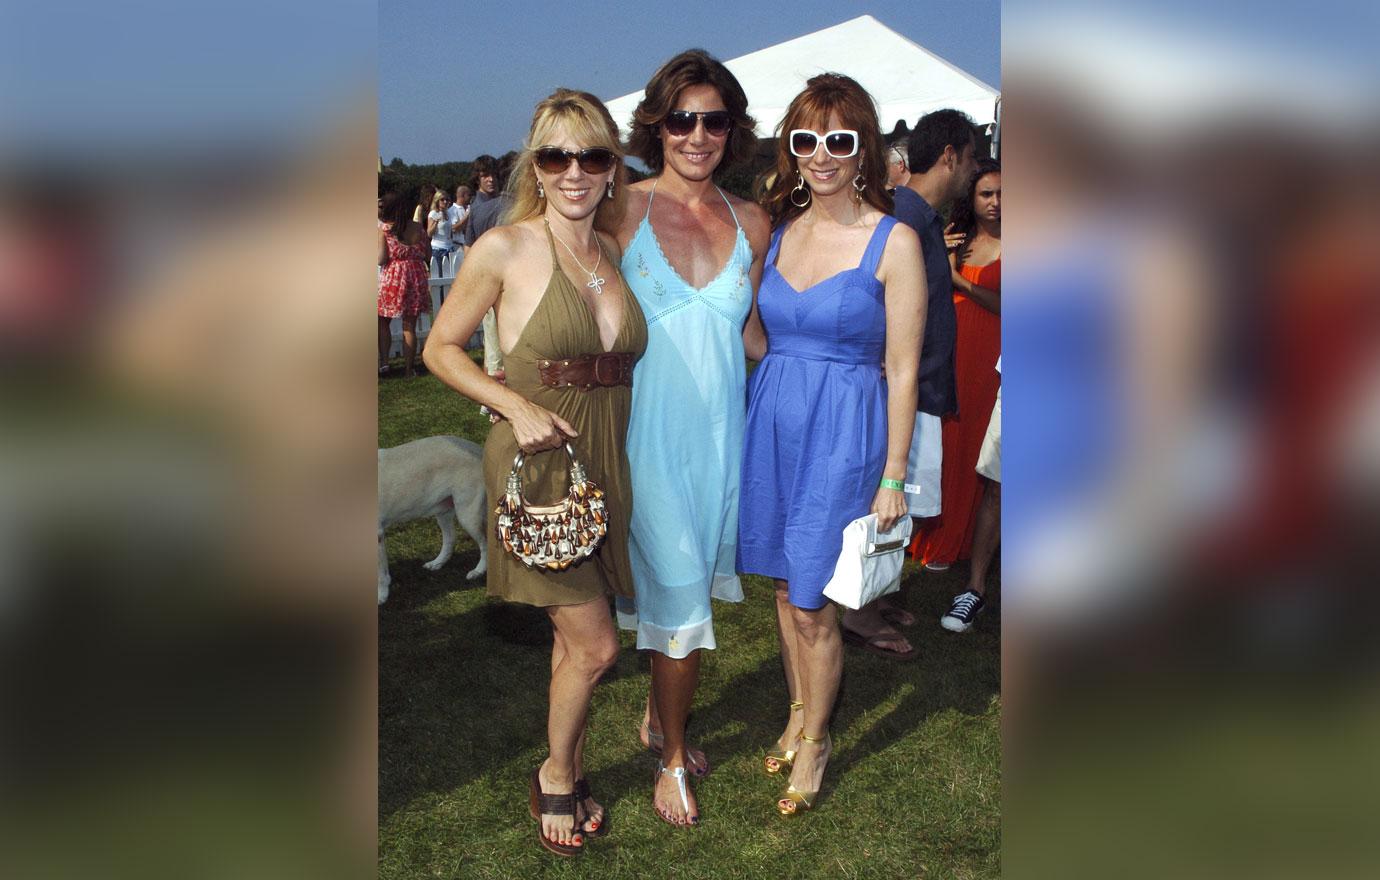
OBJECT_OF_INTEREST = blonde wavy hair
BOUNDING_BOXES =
[504,88,628,235]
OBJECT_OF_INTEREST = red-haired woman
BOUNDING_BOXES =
[738,73,924,816]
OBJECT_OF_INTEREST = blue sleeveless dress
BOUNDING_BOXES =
[738,215,898,609]
[616,184,752,657]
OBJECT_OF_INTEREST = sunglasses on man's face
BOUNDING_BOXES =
[533,146,617,175]
[662,110,732,138]
[789,129,860,160]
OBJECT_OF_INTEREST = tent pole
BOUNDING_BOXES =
[992,96,1001,159]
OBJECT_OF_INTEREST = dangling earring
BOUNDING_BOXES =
[853,162,867,203]
[790,172,811,208]
[606,179,615,199]
[536,181,545,200]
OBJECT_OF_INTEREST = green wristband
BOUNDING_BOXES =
[880,478,905,491]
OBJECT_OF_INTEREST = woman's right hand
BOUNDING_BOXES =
[870,486,909,534]
[943,222,967,252]
[507,399,579,454]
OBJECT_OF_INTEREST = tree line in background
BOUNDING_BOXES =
[376,151,759,202]
[377,120,983,206]
[376,146,810,205]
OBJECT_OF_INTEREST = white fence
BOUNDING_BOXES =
[386,251,461,358]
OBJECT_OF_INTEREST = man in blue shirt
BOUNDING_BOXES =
[461,153,515,377]
[898,109,978,425]
[842,109,978,658]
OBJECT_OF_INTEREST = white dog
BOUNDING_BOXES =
[378,435,487,604]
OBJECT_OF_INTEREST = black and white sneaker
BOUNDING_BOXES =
[940,591,985,632]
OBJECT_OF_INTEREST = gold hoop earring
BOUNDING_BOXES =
[536,182,545,200]
[790,172,811,208]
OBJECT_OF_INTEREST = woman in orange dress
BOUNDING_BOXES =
[913,158,1000,570]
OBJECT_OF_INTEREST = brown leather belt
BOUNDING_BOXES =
[537,352,635,389]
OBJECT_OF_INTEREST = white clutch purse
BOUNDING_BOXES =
[822,514,913,610]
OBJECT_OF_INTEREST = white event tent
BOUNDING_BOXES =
[605,15,999,142]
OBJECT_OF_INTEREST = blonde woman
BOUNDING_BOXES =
[423,89,646,857]
[426,191,455,270]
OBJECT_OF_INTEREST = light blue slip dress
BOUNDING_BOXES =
[615,183,753,657]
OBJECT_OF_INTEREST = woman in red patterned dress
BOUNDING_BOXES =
[378,187,433,377]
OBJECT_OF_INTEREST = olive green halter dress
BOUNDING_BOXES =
[483,222,648,606]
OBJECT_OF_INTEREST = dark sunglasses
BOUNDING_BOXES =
[662,109,732,137]
[533,146,617,175]
[789,128,859,159]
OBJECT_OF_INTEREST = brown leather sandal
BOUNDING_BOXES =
[528,767,583,856]
[841,625,919,661]
[573,777,608,838]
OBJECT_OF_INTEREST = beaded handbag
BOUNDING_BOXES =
[494,443,607,570]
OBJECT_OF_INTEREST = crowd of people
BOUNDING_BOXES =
[382,50,1000,855]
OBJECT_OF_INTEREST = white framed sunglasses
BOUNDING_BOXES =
[789,128,860,159]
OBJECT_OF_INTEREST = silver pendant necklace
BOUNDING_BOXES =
[551,225,606,295]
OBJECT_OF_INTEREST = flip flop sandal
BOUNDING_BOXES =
[879,605,918,628]
[654,761,699,827]
[842,626,920,662]
[528,767,583,856]
[640,721,711,777]
[573,777,608,838]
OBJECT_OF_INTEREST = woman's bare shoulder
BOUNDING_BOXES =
[596,229,624,263]
[728,195,772,250]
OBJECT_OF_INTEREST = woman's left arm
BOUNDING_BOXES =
[951,252,1001,314]
[872,224,925,531]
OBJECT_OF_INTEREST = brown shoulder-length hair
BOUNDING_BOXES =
[758,73,893,228]
[504,88,628,236]
[627,49,757,176]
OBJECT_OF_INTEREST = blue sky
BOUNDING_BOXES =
[5,1,1370,163]
[378,0,1002,164]
[3,0,376,157]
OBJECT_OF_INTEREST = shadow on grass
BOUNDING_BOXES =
[682,566,999,801]
[381,561,998,822]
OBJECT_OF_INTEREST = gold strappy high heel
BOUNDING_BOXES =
[764,700,805,775]
[777,732,830,817]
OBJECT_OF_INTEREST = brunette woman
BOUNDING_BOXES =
[915,159,1002,593]
[377,187,432,377]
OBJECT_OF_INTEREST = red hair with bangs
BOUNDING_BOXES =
[757,73,893,227]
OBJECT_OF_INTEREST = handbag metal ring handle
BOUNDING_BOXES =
[510,441,576,474]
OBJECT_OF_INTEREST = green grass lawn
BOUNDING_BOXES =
[379,364,1000,879]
